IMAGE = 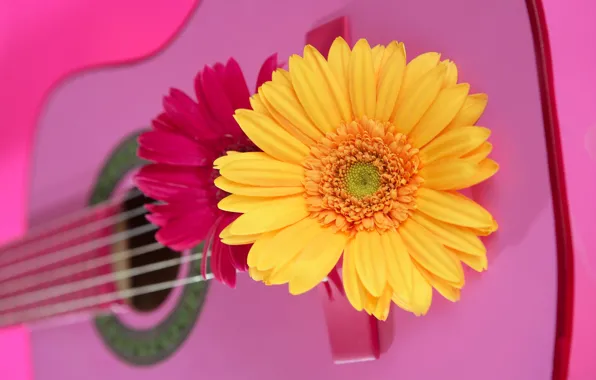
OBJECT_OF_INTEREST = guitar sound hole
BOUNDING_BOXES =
[121,188,181,312]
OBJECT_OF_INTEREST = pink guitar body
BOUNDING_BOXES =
[0,0,594,379]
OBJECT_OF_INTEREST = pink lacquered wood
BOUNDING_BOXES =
[319,286,380,363]
[0,1,199,379]
[544,0,596,378]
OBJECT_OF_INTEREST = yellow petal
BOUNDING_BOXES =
[416,187,497,230]
[448,247,488,272]
[289,55,337,134]
[469,220,499,236]
[399,219,463,283]
[247,231,277,268]
[249,266,272,282]
[442,60,458,87]
[410,211,486,256]
[351,231,386,297]
[419,158,479,190]
[219,223,234,239]
[416,264,461,302]
[220,223,262,244]
[327,37,351,95]
[380,230,414,303]
[456,159,499,188]
[393,52,441,111]
[214,151,269,170]
[218,194,290,213]
[391,293,414,313]
[233,109,309,164]
[362,288,379,317]
[256,85,317,146]
[394,266,432,316]
[409,83,470,148]
[342,239,366,311]
[372,285,393,321]
[265,221,333,284]
[229,195,308,235]
[303,45,352,124]
[256,217,322,272]
[375,41,407,122]
[419,126,491,164]
[219,157,304,187]
[442,93,488,133]
[445,247,465,288]
[462,142,493,164]
[221,234,260,245]
[379,41,405,69]
[255,74,315,145]
[289,228,348,295]
[214,176,304,197]
[392,63,446,134]
[249,93,273,119]
[349,39,377,119]
[371,44,385,75]
[272,68,292,87]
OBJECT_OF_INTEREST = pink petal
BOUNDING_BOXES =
[145,200,211,227]
[134,164,213,202]
[222,58,251,110]
[151,113,177,134]
[213,62,226,76]
[229,244,250,272]
[135,178,193,202]
[146,213,168,227]
[162,89,219,140]
[211,231,237,288]
[194,74,225,135]
[200,134,235,154]
[136,179,208,203]
[136,163,212,187]
[146,200,210,216]
[200,66,237,133]
[154,209,216,251]
[138,130,212,166]
[195,66,237,136]
[255,53,281,92]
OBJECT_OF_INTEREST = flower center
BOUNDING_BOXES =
[345,162,380,199]
[303,117,423,234]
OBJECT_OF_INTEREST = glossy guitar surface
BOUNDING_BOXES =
[0,0,595,379]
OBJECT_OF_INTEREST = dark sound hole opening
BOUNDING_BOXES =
[122,188,181,312]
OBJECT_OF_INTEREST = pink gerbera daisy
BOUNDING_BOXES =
[134,54,281,288]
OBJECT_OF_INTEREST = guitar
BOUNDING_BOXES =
[1,0,594,379]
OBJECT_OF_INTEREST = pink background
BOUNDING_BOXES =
[0,0,594,379]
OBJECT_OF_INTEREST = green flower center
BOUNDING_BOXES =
[345,162,381,199]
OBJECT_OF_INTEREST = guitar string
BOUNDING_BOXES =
[0,272,331,328]
[0,204,210,312]
[0,223,158,283]
[0,195,237,326]
[0,250,205,312]
[0,201,151,269]
[0,196,123,252]
[0,189,145,255]
[0,270,216,327]
[0,241,163,298]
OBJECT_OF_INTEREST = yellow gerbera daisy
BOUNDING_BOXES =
[214,37,498,320]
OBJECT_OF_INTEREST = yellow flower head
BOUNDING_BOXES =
[214,37,498,320]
